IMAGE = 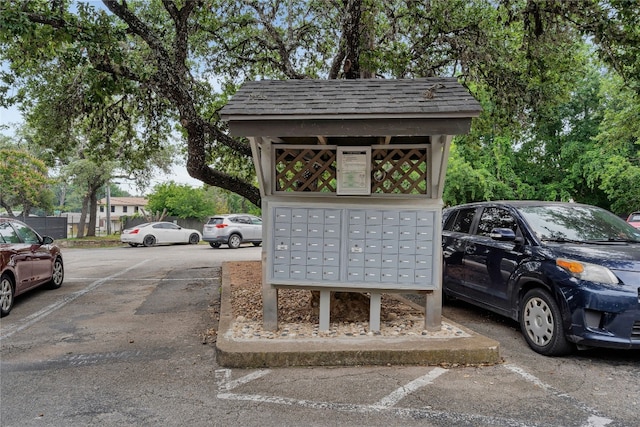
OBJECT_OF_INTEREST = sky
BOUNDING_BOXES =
[0,105,203,196]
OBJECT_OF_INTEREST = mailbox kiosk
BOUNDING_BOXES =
[221,78,481,332]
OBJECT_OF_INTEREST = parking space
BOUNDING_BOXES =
[216,365,615,427]
[1,245,637,427]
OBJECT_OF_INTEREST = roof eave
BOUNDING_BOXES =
[221,112,482,121]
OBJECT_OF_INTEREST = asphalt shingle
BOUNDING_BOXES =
[221,78,482,118]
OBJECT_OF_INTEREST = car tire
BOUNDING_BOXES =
[189,233,200,244]
[47,257,64,289]
[252,242,261,247]
[519,288,573,356]
[128,243,138,247]
[143,235,156,247]
[228,234,242,249]
[0,273,15,317]
[209,242,221,248]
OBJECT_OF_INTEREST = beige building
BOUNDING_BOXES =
[98,197,148,234]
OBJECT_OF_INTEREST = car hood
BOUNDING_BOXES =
[546,242,640,273]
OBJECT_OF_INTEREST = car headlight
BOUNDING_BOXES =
[556,258,619,284]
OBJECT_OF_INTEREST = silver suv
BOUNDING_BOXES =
[202,214,262,249]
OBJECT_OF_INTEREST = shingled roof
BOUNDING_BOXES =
[221,78,482,140]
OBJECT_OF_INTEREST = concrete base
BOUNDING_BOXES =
[216,264,501,368]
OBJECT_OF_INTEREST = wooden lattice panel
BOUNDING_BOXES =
[371,148,428,195]
[275,148,337,192]
[274,146,428,195]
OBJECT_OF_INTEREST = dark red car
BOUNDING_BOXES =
[0,218,64,317]
[627,211,640,229]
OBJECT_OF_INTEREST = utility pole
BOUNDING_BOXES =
[106,182,111,235]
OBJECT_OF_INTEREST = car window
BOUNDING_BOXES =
[208,218,224,225]
[443,210,457,230]
[476,207,518,237]
[0,222,21,244]
[630,213,640,221]
[231,216,248,224]
[153,223,178,229]
[519,205,640,242]
[251,217,262,225]
[444,208,476,234]
[13,222,41,244]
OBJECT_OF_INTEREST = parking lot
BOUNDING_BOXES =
[1,244,638,426]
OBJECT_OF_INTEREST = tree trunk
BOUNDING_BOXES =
[0,198,15,217]
[86,188,98,237]
[77,194,89,238]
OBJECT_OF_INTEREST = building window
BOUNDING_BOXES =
[100,206,104,213]
[123,206,128,213]
[111,206,115,213]
[134,206,139,213]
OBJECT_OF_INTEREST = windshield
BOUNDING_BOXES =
[518,205,640,243]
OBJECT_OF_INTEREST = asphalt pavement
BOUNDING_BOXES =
[1,244,638,427]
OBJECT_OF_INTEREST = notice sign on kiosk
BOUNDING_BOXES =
[337,147,371,195]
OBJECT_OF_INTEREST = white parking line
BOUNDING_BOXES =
[215,366,619,426]
[373,367,448,408]
[215,369,271,392]
[64,277,219,282]
[215,368,537,426]
[0,259,150,341]
[504,364,613,427]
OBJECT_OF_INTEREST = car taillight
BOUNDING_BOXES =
[131,229,140,234]
[215,224,228,229]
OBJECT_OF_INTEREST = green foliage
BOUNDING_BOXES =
[1,0,639,215]
[0,148,54,216]
[147,181,215,220]
[203,185,261,216]
[585,74,640,214]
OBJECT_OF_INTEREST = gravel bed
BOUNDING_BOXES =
[230,318,470,340]
[227,261,469,340]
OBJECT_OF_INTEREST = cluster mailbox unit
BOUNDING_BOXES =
[220,78,481,332]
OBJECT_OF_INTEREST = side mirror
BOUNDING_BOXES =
[489,228,516,241]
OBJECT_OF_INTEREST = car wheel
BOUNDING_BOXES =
[143,235,156,247]
[209,242,221,248]
[252,242,261,247]
[228,234,242,249]
[47,257,64,289]
[189,233,200,244]
[0,274,15,317]
[519,288,573,356]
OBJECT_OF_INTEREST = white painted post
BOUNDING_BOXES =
[319,290,331,331]
[369,292,381,332]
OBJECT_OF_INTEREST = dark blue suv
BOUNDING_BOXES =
[442,201,640,356]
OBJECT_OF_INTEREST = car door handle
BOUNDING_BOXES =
[465,245,475,255]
